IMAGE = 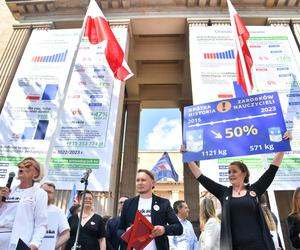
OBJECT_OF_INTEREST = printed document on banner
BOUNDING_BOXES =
[183,92,291,162]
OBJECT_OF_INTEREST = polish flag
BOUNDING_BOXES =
[227,0,253,96]
[83,0,133,81]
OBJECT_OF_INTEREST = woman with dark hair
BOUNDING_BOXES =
[0,157,48,250]
[65,190,106,250]
[287,187,300,249]
[182,131,292,250]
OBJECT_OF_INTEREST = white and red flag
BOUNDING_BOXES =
[227,0,253,96]
[83,0,133,81]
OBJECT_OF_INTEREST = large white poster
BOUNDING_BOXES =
[189,26,300,190]
[48,27,127,190]
[0,29,79,185]
[0,27,128,191]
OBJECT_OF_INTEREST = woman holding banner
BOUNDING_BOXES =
[182,131,292,250]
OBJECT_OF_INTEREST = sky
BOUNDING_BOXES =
[139,108,182,151]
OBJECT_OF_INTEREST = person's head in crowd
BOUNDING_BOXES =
[136,169,155,197]
[79,190,94,211]
[17,157,44,188]
[228,161,250,186]
[69,204,80,216]
[259,193,277,231]
[118,196,128,215]
[200,197,219,231]
[173,200,190,220]
[290,187,300,215]
[41,181,56,205]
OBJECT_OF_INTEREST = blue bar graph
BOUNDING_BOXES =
[32,50,68,63]
[41,84,58,100]
[21,127,36,140]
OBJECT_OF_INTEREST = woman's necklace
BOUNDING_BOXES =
[82,212,92,219]
[234,187,245,195]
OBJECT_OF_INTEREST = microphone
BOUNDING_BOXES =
[2,172,15,202]
[80,169,92,183]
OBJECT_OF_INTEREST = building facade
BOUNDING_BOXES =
[1,0,300,248]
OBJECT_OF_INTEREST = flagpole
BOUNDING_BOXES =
[43,0,91,177]
[227,0,253,95]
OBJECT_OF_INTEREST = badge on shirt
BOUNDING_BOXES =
[153,204,160,211]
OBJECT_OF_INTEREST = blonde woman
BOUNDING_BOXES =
[260,194,283,250]
[0,157,48,250]
[199,197,220,250]
[287,187,300,249]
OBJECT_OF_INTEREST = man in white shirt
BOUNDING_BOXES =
[40,182,70,250]
[169,200,198,250]
[118,169,183,250]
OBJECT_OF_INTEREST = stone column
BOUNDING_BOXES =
[291,19,300,47]
[179,101,200,237]
[184,18,209,236]
[0,22,53,111]
[119,101,141,198]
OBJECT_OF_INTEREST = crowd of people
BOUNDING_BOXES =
[0,132,299,250]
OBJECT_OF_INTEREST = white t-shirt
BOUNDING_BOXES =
[0,187,25,250]
[39,204,70,250]
[0,185,48,249]
[0,187,30,231]
[137,197,157,250]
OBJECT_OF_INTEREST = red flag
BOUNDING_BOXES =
[83,0,133,81]
[227,0,253,96]
[121,211,154,250]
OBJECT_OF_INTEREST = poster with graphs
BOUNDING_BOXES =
[189,26,300,190]
[0,29,79,186]
[0,27,128,190]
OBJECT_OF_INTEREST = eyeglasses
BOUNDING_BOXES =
[18,161,39,172]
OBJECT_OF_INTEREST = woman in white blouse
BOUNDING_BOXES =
[199,197,220,250]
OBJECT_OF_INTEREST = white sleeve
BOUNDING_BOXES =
[57,208,70,234]
[189,221,199,250]
[30,188,48,248]
[200,218,220,250]
[168,235,177,250]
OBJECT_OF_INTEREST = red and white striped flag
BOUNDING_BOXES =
[83,0,133,81]
[227,0,253,96]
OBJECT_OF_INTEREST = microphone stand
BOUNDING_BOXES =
[72,178,89,250]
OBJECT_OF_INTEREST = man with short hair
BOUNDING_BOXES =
[40,182,70,250]
[169,200,198,250]
[118,169,183,250]
[106,196,129,250]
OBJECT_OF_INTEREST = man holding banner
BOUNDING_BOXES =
[118,169,183,250]
[182,131,292,250]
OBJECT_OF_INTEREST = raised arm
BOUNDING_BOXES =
[187,161,202,178]
[272,131,293,167]
[180,145,226,201]
[180,145,202,178]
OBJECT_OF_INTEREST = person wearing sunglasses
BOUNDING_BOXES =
[0,157,48,250]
